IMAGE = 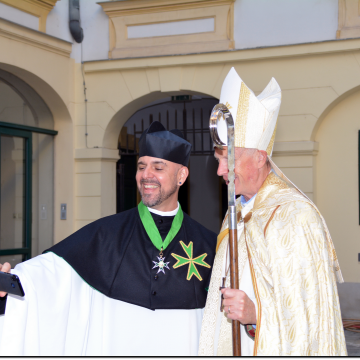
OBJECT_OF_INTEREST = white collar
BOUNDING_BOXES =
[148,202,179,216]
[240,193,256,207]
[238,169,273,209]
[241,195,256,214]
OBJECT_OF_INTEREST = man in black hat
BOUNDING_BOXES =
[0,122,217,356]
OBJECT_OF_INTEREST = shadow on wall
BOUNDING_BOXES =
[337,282,360,319]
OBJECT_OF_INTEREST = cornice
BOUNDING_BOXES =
[0,0,58,13]
[98,0,235,17]
[0,18,72,57]
[84,37,360,73]
[22,0,58,11]
[0,0,59,31]
[272,141,319,157]
[75,148,120,162]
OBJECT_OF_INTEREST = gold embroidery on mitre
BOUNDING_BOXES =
[235,83,251,148]
[266,118,278,156]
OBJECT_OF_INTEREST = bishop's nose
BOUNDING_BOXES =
[217,160,228,177]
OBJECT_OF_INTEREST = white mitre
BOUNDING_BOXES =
[216,67,281,156]
[216,67,316,205]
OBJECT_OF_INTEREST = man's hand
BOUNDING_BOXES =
[221,288,256,325]
[0,262,11,297]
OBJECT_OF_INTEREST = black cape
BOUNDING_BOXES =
[45,207,217,310]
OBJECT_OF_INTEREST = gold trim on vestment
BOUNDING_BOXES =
[264,205,280,236]
[243,173,287,354]
[216,204,242,253]
[245,226,262,356]
[216,228,229,253]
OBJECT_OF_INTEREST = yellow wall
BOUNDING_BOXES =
[0,18,74,244]
[81,38,360,281]
[315,89,360,282]
[337,0,360,39]
[0,14,359,281]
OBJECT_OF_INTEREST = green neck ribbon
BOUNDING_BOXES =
[138,201,184,251]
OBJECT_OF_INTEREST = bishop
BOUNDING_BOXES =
[198,67,347,356]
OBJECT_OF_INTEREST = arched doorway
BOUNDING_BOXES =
[117,94,225,233]
[0,70,57,267]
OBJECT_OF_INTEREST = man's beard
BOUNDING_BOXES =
[138,178,178,208]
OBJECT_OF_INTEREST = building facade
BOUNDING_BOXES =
[0,0,359,317]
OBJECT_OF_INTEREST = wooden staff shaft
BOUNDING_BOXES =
[229,227,241,356]
[209,103,240,355]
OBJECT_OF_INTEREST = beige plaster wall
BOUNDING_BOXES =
[84,38,360,148]
[0,18,75,244]
[74,148,119,231]
[82,38,360,281]
[315,89,360,283]
[1,15,359,281]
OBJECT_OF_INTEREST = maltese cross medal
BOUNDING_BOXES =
[152,256,170,274]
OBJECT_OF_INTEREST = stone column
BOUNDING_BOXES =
[74,148,120,231]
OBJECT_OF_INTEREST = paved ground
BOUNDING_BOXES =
[345,330,360,356]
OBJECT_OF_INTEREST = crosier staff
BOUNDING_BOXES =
[209,104,241,356]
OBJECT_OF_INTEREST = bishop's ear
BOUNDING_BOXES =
[257,150,268,169]
[178,166,189,186]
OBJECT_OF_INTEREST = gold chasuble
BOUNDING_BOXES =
[198,172,347,356]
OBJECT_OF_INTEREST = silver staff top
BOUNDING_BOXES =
[209,104,236,229]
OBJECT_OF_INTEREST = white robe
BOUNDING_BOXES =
[0,252,203,356]
[212,196,256,356]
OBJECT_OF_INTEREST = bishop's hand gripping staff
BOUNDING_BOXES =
[209,104,241,356]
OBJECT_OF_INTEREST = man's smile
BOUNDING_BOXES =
[143,184,159,189]
[141,182,161,194]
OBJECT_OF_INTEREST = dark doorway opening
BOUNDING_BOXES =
[116,95,227,233]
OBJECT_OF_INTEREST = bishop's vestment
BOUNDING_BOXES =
[199,172,347,356]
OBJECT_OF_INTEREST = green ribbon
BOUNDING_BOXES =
[138,201,184,251]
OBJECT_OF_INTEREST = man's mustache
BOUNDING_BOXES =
[140,179,161,186]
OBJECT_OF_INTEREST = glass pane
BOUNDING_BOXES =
[0,254,25,269]
[31,133,54,257]
[0,72,54,130]
[0,135,25,250]
[0,79,35,126]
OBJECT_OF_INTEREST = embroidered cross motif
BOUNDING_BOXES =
[171,241,210,281]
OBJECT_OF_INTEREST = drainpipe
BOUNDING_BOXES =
[69,0,84,43]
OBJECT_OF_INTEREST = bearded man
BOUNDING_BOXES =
[0,121,217,356]
[198,68,347,356]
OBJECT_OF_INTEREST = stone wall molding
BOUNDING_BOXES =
[272,141,319,157]
[337,0,360,39]
[0,0,59,32]
[0,18,72,57]
[98,0,235,58]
